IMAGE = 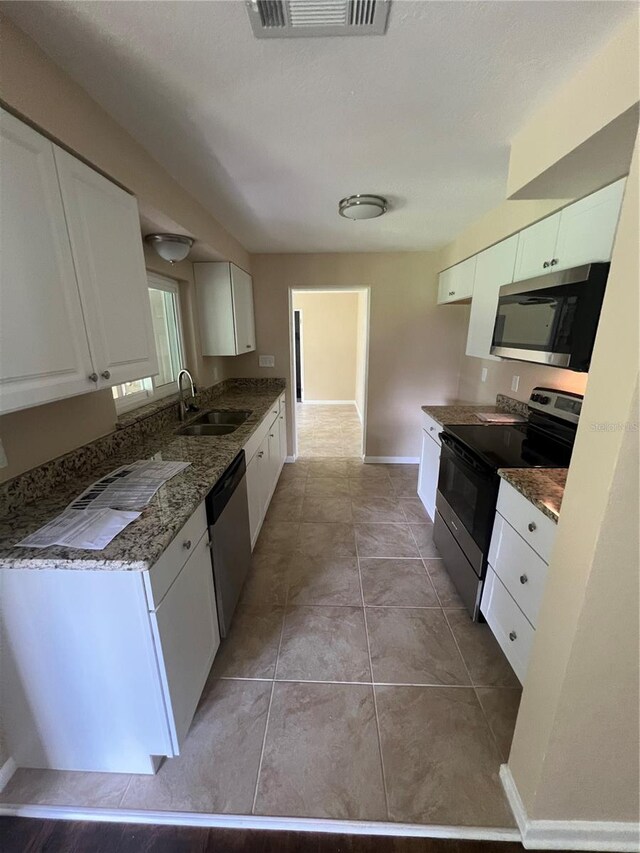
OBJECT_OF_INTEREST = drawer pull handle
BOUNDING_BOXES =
[528,521,537,532]
[430,426,434,431]
[257,451,264,458]
[183,539,192,550]
[520,574,528,584]
[509,630,517,642]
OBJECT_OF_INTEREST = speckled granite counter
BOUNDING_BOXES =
[498,468,567,523]
[421,393,528,427]
[0,383,285,572]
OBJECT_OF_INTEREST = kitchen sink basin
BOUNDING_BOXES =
[199,410,251,425]
[177,424,237,437]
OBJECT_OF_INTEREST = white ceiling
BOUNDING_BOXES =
[3,1,636,254]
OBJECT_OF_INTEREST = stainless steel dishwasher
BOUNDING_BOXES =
[206,451,252,637]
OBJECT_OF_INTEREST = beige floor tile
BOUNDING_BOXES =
[385,464,419,478]
[211,604,284,678]
[1,768,130,808]
[287,553,361,605]
[240,553,291,607]
[273,478,306,499]
[360,558,439,607]
[306,460,351,478]
[277,465,308,482]
[346,461,388,477]
[301,495,353,523]
[375,685,514,826]
[446,609,521,687]
[390,475,419,496]
[355,523,420,559]
[276,605,371,682]
[348,478,394,498]
[254,682,387,820]
[305,477,351,497]
[424,559,466,608]
[399,497,432,523]
[121,679,271,813]
[265,493,304,523]
[366,607,470,685]
[298,522,357,557]
[476,687,522,761]
[254,521,300,555]
[351,496,407,523]
[410,523,440,558]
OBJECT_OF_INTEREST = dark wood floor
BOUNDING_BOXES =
[2,818,532,853]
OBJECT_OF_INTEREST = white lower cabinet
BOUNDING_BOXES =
[417,411,442,520]
[245,393,287,548]
[482,479,557,685]
[1,501,218,773]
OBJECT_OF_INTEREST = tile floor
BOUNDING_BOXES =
[296,401,363,457]
[2,453,522,829]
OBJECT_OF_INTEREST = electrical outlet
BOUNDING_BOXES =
[511,374,520,392]
[481,367,488,383]
[259,355,275,368]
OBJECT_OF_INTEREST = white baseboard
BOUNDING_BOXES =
[285,456,296,463]
[301,400,357,405]
[0,757,16,792]
[364,456,420,464]
[0,802,520,842]
[500,765,639,851]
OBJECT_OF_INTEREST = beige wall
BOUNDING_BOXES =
[0,17,242,482]
[508,139,639,824]
[292,291,359,402]
[231,253,468,459]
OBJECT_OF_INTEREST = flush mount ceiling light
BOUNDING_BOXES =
[338,194,388,220]
[145,233,194,264]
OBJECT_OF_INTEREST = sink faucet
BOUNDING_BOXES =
[177,369,198,421]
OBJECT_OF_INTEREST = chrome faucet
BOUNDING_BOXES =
[177,368,198,421]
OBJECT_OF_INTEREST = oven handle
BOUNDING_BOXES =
[440,433,493,478]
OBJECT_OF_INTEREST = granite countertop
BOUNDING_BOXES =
[498,468,568,524]
[421,403,501,426]
[0,385,284,572]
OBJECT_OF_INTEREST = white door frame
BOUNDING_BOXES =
[288,287,371,461]
[293,308,305,403]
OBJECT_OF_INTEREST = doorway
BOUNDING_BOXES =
[289,288,370,460]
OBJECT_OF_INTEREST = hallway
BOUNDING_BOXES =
[296,402,363,458]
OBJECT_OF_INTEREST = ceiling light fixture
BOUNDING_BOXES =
[145,233,194,264]
[338,194,388,220]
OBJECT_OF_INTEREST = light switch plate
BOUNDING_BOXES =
[511,375,520,392]
[259,355,275,368]
[481,368,488,382]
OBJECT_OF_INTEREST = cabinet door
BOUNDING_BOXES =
[437,256,476,304]
[513,212,560,282]
[417,430,441,521]
[554,178,625,271]
[279,407,288,467]
[54,147,158,387]
[153,532,220,749]
[267,416,281,497]
[231,265,256,354]
[246,452,262,549]
[466,235,518,360]
[0,110,96,414]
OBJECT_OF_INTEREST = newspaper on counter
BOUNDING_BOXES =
[17,460,191,551]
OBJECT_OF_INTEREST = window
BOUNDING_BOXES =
[112,273,185,412]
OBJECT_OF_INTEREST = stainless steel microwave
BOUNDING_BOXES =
[490,263,609,372]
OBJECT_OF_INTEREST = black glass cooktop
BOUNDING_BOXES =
[443,423,572,470]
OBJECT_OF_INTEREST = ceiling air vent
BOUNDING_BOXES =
[247,0,391,38]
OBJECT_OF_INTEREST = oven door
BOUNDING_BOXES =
[437,433,499,567]
[490,264,608,371]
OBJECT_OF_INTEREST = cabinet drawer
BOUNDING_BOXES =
[243,404,278,463]
[421,411,442,445]
[481,568,534,685]
[496,480,556,563]
[145,503,208,609]
[488,513,548,626]
[279,392,286,413]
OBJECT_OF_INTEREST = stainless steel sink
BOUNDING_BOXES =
[199,410,251,425]
[177,424,237,437]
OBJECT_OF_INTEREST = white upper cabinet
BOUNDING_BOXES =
[437,255,476,304]
[0,109,158,414]
[513,178,626,282]
[465,235,518,360]
[553,178,626,272]
[512,211,561,282]
[195,262,256,356]
[0,111,95,414]
[54,148,158,386]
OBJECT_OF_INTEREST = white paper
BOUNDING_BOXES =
[17,508,141,551]
[67,460,191,512]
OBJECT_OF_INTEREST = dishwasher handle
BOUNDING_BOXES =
[208,451,247,523]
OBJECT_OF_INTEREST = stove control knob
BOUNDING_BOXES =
[539,395,550,405]
[531,393,541,403]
